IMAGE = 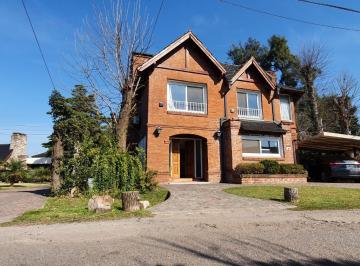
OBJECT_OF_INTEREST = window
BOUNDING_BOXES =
[237,91,262,119]
[280,95,291,121]
[242,135,282,157]
[168,81,207,113]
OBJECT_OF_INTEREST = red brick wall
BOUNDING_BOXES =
[135,39,300,184]
[144,41,224,183]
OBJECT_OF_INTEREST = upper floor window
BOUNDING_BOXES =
[167,81,207,114]
[237,91,262,120]
[280,95,291,121]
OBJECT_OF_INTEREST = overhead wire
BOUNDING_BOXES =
[21,0,56,89]
[298,0,360,14]
[218,0,360,32]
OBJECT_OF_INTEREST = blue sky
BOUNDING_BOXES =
[1,0,360,155]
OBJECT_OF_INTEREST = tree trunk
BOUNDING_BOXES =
[307,83,323,134]
[51,135,63,193]
[121,191,140,211]
[116,90,134,151]
[284,187,299,202]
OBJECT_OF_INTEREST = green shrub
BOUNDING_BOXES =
[26,167,51,183]
[2,160,27,185]
[280,164,307,174]
[138,170,158,192]
[234,163,265,176]
[91,148,158,194]
[260,160,281,174]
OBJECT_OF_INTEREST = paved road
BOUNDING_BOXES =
[0,187,49,223]
[1,184,360,265]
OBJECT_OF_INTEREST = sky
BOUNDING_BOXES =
[1,0,360,155]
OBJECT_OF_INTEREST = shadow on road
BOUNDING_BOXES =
[132,233,359,265]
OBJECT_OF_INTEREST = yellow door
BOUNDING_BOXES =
[171,141,180,178]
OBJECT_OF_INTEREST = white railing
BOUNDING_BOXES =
[237,107,262,120]
[168,101,207,114]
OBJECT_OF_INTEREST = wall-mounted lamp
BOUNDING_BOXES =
[214,130,222,140]
[154,126,162,137]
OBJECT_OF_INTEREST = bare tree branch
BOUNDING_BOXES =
[73,0,152,150]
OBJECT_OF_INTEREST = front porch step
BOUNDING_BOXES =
[169,178,209,184]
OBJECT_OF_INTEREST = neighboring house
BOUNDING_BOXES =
[0,133,28,163]
[0,132,51,167]
[131,32,303,183]
[26,151,51,168]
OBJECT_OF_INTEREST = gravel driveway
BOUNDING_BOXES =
[1,183,360,265]
[0,187,49,223]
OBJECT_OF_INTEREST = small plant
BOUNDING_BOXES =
[260,160,280,174]
[234,163,265,177]
[280,164,307,174]
[138,170,158,192]
[3,160,27,186]
[26,167,51,183]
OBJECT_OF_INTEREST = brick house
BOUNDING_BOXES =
[131,32,303,183]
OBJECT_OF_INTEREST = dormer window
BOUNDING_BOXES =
[280,95,291,121]
[167,81,207,114]
[237,90,262,120]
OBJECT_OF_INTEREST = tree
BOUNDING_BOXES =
[332,73,360,135]
[228,37,268,66]
[47,85,103,192]
[74,0,151,151]
[297,43,327,135]
[227,35,299,86]
[266,35,300,87]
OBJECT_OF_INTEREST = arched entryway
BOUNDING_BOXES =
[169,134,208,181]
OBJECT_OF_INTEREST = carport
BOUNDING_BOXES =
[298,132,360,180]
[298,131,360,153]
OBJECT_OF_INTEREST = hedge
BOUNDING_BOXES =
[234,163,265,177]
[234,160,307,175]
[280,164,307,174]
[260,160,280,174]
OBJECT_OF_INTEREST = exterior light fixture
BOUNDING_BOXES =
[154,126,162,137]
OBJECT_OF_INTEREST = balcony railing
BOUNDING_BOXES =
[237,107,262,120]
[168,100,207,114]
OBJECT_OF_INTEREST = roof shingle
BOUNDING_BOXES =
[240,121,286,134]
[0,144,12,162]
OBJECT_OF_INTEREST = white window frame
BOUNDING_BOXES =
[237,90,262,120]
[280,94,292,121]
[167,81,207,114]
[242,135,283,158]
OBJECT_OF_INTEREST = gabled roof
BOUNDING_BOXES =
[32,151,51,158]
[228,57,276,90]
[222,63,243,83]
[138,31,226,75]
[0,144,12,162]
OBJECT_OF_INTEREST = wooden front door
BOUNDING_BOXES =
[171,140,180,178]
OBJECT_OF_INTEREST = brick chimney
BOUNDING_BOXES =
[131,52,153,74]
[9,132,27,161]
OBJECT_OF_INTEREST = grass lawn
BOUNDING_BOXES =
[224,186,360,211]
[1,187,169,226]
[0,182,50,191]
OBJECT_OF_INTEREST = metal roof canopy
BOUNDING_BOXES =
[298,132,360,152]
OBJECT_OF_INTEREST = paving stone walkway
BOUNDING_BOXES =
[0,187,49,223]
[151,183,289,216]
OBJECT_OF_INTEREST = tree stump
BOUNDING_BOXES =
[121,191,140,211]
[284,187,299,202]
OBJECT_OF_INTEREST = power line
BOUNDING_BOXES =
[218,0,360,32]
[298,0,360,14]
[21,0,56,89]
[149,0,165,41]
